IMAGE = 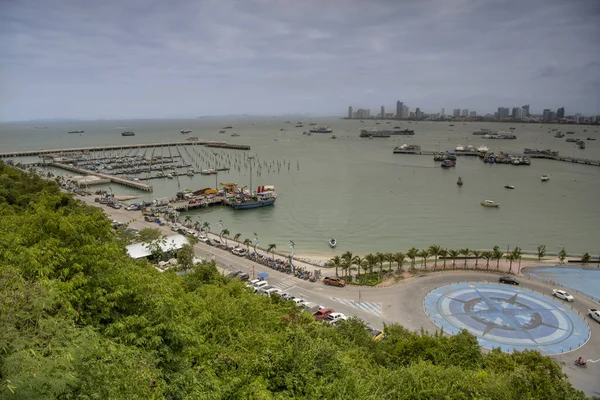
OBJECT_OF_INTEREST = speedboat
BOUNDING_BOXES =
[331,135,337,139]
[166,174,173,179]
[457,177,463,186]
[504,185,515,189]
[481,200,500,208]
[329,238,337,248]
[441,159,455,168]
[541,175,549,182]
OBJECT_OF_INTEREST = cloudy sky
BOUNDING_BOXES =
[1,0,599,121]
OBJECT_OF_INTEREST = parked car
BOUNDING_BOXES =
[256,284,274,294]
[301,302,322,313]
[323,277,346,287]
[365,326,385,341]
[292,298,306,306]
[552,289,574,302]
[263,288,281,297]
[313,308,335,321]
[499,276,519,285]
[324,312,347,324]
[588,308,600,323]
[246,279,268,290]
[231,248,247,257]
[279,293,294,300]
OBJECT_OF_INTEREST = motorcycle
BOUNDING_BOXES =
[574,359,587,368]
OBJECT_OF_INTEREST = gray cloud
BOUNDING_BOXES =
[1,0,599,120]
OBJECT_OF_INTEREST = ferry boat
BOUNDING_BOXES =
[309,126,333,134]
[121,131,135,136]
[180,129,192,134]
[229,185,277,210]
[481,200,500,208]
[68,130,84,134]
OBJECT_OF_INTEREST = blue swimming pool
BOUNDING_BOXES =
[526,266,600,302]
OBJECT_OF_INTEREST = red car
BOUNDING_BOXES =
[312,308,335,321]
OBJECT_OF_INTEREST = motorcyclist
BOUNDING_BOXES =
[577,357,586,366]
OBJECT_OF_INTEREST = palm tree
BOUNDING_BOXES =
[439,248,448,270]
[407,247,419,268]
[393,252,406,272]
[506,253,514,274]
[267,243,276,260]
[234,233,241,243]
[330,255,342,277]
[243,238,252,254]
[512,247,523,274]
[365,253,377,276]
[417,249,429,269]
[376,252,385,278]
[428,245,442,270]
[342,251,353,278]
[481,251,492,270]
[558,247,567,264]
[184,215,192,227]
[460,248,470,268]
[193,221,201,233]
[352,255,363,277]
[384,252,394,273]
[492,246,503,271]
[448,249,459,269]
[582,252,592,264]
[221,228,230,246]
[472,250,482,269]
[202,221,210,233]
[537,245,547,262]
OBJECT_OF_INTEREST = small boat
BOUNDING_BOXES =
[222,126,233,129]
[457,177,463,186]
[441,159,456,168]
[231,132,240,137]
[329,238,337,248]
[541,175,550,182]
[186,169,195,176]
[166,174,173,179]
[121,131,135,136]
[587,137,596,141]
[331,135,337,139]
[504,185,515,189]
[180,129,192,134]
[219,130,226,134]
[481,200,500,208]
[68,130,84,134]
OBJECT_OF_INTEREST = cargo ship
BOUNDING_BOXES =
[359,129,390,138]
[361,128,414,136]
[121,131,135,136]
[227,185,277,209]
[309,126,333,133]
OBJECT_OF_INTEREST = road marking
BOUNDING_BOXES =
[273,277,297,291]
[331,297,383,317]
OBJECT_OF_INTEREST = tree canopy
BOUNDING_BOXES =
[0,163,587,399]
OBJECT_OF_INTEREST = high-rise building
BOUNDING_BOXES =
[521,107,528,118]
[497,107,510,119]
[402,105,408,118]
[469,111,476,117]
[348,106,353,119]
[542,109,552,122]
[441,108,445,117]
[415,108,422,119]
[356,109,370,119]
[453,109,461,118]
[396,101,403,119]
[511,107,522,119]
[381,106,385,119]
[461,109,469,117]
[557,107,565,119]
[522,105,530,117]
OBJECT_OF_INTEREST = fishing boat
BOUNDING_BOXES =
[504,185,515,189]
[231,132,240,137]
[457,177,463,186]
[186,136,200,141]
[587,137,596,141]
[186,169,195,176]
[329,238,337,248]
[228,185,277,210]
[481,200,500,208]
[441,159,455,168]
[541,175,550,182]
[219,130,226,134]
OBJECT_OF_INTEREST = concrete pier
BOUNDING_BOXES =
[0,141,250,159]
[49,162,153,191]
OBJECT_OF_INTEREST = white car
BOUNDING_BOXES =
[292,298,306,306]
[263,288,281,297]
[256,285,274,294]
[588,308,600,323]
[552,289,574,302]
[246,279,268,290]
[231,248,247,257]
[324,312,348,324]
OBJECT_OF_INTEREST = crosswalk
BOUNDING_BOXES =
[331,297,383,317]
[272,277,297,291]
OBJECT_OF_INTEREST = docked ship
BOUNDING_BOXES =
[180,129,192,134]
[359,129,390,138]
[68,130,84,134]
[309,126,333,134]
[228,185,277,210]
[393,144,421,154]
[121,131,135,136]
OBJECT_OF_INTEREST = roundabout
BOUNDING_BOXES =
[424,283,591,355]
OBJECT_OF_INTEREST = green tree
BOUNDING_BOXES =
[481,251,492,270]
[393,252,406,272]
[448,249,459,269]
[342,251,353,278]
[537,244,547,261]
[233,232,241,242]
[202,221,210,233]
[243,238,252,253]
[184,215,192,227]
[439,248,448,270]
[177,243,195,273]
[417,249,429,269]
[384,252,394,273]
[365,253,377,275]
[352,255,363,277]
[221,228,230,246]
[144,236,168,262]
[460,248,470,268]
[558,247,567,264]
[330,255,342,277]
[428,245,441,270]
[407,247,419,268]
[376,252,385,278]
[472,250,482,269]
[267,243,276,260]
[492,245,503,270]
[582,252,591,264]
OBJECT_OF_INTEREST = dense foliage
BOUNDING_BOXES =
[0,163,588,399]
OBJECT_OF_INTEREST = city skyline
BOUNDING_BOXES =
[1,0,599,121]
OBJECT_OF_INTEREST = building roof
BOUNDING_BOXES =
[126,234,189,259]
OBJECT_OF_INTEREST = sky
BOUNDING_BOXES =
[1,0,599,121]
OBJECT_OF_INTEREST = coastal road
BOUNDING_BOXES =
[79,195,600,398]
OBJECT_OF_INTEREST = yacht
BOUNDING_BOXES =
[504,185,515,189]
[476,145,489,153]
[455,145,465,152]
[481,200,500,208]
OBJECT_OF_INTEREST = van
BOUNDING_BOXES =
[301,302,323,314]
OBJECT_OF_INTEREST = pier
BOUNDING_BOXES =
[0,141,250,159]
[393,149,600,166]
[49,162,154,191]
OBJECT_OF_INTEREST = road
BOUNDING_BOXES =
[80,195,600,398]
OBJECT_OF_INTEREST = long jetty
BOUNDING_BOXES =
[49,162,154,191]
[0,141,250,159]
[393,149,600,166]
